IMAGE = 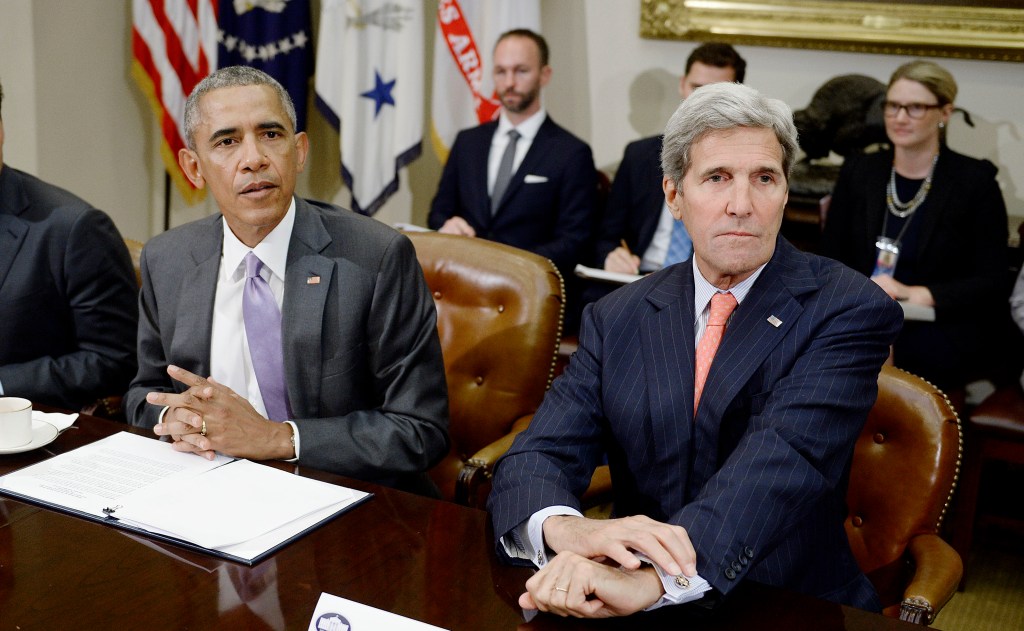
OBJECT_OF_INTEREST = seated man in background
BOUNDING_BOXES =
[594,42,746,276]
[125,67,449,496]
[0,78,138,410]
[489,83,903,618]
[428,28,596,277]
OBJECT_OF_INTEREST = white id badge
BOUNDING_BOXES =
[873,236,900,277]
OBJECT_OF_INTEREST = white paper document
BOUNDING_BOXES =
[0,432,370,563]
[394,222,433,232]
[0,431,230,517]
[308,593,448,631]
[898,300,936,322]
[574,264,642,285]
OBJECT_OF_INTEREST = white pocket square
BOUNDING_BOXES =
[524,174,549,184]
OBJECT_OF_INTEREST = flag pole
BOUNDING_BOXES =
[163,171,171,232]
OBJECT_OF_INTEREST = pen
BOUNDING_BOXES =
[620,239,632,256]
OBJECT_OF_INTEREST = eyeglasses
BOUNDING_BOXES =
[882,100,942,119]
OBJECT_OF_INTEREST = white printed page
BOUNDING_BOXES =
[0,432,231,517]
[114,459,363,550]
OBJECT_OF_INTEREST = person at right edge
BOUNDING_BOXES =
[821,60,1008,392]
[489,82,903,618]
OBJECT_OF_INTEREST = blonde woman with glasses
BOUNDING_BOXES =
[821,60,1009,392]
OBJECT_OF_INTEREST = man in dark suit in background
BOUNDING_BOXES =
[124,67,449,495]
[594,43,746,277]
[489,83,903,618]
[427,29,596,275]
[0,78,138,411]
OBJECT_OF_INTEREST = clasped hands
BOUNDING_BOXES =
[147,365,294,461]
[522,514,697,619]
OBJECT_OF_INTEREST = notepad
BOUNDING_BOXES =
[574,264,643,285]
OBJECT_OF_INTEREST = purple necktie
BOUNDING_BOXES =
[243,252,290,421]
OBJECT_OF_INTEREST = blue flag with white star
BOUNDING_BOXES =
[315,0,423,215]
[218,0,313,131]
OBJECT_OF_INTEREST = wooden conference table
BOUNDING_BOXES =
[0,412,920,631]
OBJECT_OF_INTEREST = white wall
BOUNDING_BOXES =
[2,0,1021,242]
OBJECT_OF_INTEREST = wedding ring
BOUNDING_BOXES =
[554,586,569,593]
[200,420,207,437]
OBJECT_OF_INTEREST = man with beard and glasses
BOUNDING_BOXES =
[428,29,597,281]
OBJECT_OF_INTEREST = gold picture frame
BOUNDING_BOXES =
[640,0,1024,62]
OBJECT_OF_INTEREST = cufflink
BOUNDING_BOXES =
[674,575,690,589]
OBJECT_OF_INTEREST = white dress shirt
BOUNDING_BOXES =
[208,198,301,456]
[487,108,547,196]
[639,202,676,272]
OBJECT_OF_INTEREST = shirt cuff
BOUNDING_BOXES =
[633,552,711,610]
[283,420,299,461]
[499,505,583,567]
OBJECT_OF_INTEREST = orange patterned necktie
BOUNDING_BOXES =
[694,291,738,415]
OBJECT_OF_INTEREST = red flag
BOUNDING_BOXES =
[131,0,218,203]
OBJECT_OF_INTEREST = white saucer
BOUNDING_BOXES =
[0,420,59,455]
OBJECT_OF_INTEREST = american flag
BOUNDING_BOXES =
[131,0,218,203]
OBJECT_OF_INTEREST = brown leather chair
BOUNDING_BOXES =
[574,365,962,623]
[948,383,1024,589]
[846,366,963,624]
[124,237,145,288]
[405,232,564,507]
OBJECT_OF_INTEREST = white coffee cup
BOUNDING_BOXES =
[0,397,33,449]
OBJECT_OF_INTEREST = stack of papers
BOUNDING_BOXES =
[0,432,370,564]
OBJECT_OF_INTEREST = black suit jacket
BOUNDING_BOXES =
[125,198,450,494]
[490,238,903,611]
[0,166,137,409]
[427,116,597,272]
[820,147,1008,386]
[593,135,666,266]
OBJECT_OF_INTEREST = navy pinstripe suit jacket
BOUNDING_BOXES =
[489,237,903,611]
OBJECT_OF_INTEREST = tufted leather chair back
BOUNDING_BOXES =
[406,232,564,503]
[846,366,961,615]
[124,238,145,288]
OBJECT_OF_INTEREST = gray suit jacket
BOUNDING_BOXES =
[0,166,138,409]
[125,198,450,493]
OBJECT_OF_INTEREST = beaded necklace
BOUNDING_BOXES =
[886,153,939,218]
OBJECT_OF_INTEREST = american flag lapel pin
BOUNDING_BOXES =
[767,315,782,328]
[307,276,321,285]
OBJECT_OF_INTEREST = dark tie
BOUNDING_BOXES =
[663,219,693,267]
[491,129,521,215]
[694,292,738,415]
[243,252,290,421]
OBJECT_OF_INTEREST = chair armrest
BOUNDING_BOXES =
[899,533,963,625]
[455,414,534,507]
[81,396,125,422]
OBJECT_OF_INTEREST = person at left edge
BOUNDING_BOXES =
[124,67,450,496]
[0,77,138,410]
